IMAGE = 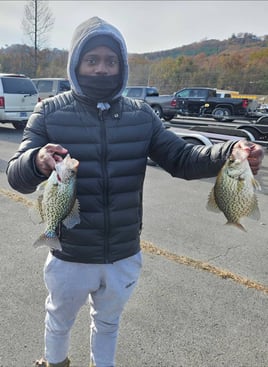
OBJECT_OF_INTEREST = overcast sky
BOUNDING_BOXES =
[1,1,268,53]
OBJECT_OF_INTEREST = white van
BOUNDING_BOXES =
[0,73,39,129]
[32,78,71,100]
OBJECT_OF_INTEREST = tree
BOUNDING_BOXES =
[22,0,54,76]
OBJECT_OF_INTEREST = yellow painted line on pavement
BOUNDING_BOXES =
[0,188,34,207]
[1,187,268,295]
[141,240,268,294]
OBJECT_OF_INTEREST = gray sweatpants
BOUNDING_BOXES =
[43,251,142,367]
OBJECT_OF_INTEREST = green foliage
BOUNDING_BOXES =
[0,45,68,78]
[0,33,267,94]
[128,34,268,94]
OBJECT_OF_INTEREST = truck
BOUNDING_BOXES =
[172,87,259,122]
[122,86,176,121]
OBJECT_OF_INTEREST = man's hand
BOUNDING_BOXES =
[232,140,264,175]
[35,144,68,177]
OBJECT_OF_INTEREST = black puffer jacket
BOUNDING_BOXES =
[6,91,234,263]
[6,17,235,264]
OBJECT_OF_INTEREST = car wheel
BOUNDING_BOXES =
[152,105,163,119]
[12,121,27,130]
[212,107,233,122]
[163,115,175,121]
[237,126,261,140]
[257,116,268,125]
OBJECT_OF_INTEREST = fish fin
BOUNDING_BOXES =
[36,180,48,191]
[28,195,45,224]
[252,177,261,191]
[225,222,247,232]
[248,199,261,221]
[62,199,80,229]
[206,187,221,213]
[33,234,62,251]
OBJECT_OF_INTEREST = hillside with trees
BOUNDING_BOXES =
[0,32,267,95]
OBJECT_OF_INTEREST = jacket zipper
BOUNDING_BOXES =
[99,109,110,263]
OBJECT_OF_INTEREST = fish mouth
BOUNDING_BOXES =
[55,154,79,181]
[231,148,249,162]
[70,158,79,170]
[64,154,79,170]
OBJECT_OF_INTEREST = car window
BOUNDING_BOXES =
[189,90,196,97]
[209,90,218,97]
[59,80,70,92]
[37,80,53,93]
[146,87,158,97]
[2,77,37,94]
[126,88,142,98]
[196,89,207,98]
[175,89,190,98]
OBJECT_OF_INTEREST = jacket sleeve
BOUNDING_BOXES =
[149,115,235,180]
[6,102,49,194]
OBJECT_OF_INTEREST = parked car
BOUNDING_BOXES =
[32,78,71,100]
[0,73,39,130]
[173,87,256,122]
[123,86,176,121]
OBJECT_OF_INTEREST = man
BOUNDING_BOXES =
[6,17,263,367]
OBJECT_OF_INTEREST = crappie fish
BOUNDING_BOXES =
[33,154,80,250]
[206,148,261,231]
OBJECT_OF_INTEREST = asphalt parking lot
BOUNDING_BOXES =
[0,127,268,367]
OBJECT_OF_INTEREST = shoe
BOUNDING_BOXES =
[34,358,47,367]
[34,357,70,367]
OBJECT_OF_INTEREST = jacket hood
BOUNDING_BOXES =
[67,17,129,101]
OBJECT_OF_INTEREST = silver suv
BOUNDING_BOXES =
[32,78,71,100]
[0,73,39,130]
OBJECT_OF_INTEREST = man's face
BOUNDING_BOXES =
[78,46,120,76]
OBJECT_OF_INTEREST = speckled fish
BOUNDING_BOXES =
[206,148,261,231]
[33,154,80,250]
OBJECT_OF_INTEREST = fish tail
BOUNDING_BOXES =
[225,222,247,232]
[33,233,62,251]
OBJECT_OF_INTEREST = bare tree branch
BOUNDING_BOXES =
[21,0,54,76]
[22,0,54,50]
